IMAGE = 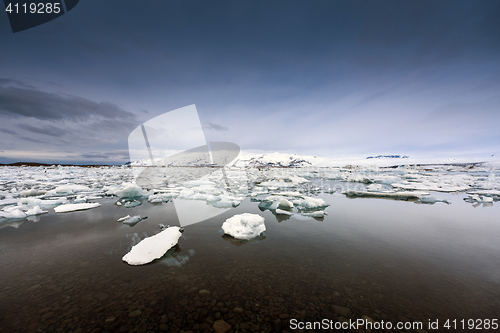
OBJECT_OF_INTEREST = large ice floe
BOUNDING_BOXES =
[54,203,101,213]
[221,213,266,240]
[122,226,183,265]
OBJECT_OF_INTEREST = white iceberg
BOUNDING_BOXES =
[275,209,293,215]
[0,208,27,219]
[26,205,48,216]
[109,183,146,198]
[292,196,328,210]
[264,196,294,209]
[54,203,101,213]
[122,226,183,265]
[221,213,266,240]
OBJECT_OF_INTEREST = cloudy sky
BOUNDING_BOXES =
[1,0,499,164]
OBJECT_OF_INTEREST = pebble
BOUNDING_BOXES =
[94,293,109,302]
[199,289,211,295]
[332,305,352,318]
[213,319,232,333]
[128,309,142,317]
[119,324,134,332]
[233,307,244,313]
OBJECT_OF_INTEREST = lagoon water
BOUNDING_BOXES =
[1,184,499,333]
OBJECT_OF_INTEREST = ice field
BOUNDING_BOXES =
[1,162,499,226]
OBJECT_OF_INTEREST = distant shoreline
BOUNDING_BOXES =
[0,161,490,169]
[0,162,120,167]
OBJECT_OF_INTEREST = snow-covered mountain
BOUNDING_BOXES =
[366,155,409,159]
[231,153,312,168]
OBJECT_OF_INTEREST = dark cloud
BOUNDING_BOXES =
[0,128,16,135]
[203,122,228,132]
[78,150,129,160]
[17,124,68,137]
[0,78,137,121]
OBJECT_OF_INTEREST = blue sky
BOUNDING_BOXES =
[0,0,499,164]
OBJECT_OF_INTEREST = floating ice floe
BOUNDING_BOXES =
[419,196,450,205]
[265,196,294,209]
[122,226,183,265]
[148,193,174,203]
[20,189,47,197]
[123,200,141,208]
[120,215,148,226]
[54,203,101,213]
[464,195,494,204]
[117,215,132,222]
[221,213,266,240]
[0,208,26,219]
[26,205,48,216]
[301,211,326,218]
[210,194,243,208]
[467,190,500,196]
[292,196,328,210]
[275,209,293,215]
[343,190,428,200]
[108,183,147,198]
[45,184,92,197]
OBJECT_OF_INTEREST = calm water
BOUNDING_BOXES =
[1,189,499,332]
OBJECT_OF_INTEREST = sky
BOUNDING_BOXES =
[0,0,499,164]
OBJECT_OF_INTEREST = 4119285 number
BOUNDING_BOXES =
[5,2,61,14]
[444,319,498,330]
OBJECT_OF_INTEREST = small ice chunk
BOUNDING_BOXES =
[275,209,293,215]
[0,208,26,219]
[73,196,87,204]
[25,205,48,216]
[112,183,146,198]
[278,198,294,209]
[122,226,183,265]
[343,190,427,200]
[482,197,494,203]
[45,184,91,196]
[20,189,47,197]
[288,176,309,184]
[54,203,101,213]
[123,200,141,208]
[419,196,450,204]
[293,196,328,209]
[221,213,266,240]
[121,215,147,226]
[117,215,132,222]
[301,211,325,218]
[148,193,172,203]
[206,195,221,202]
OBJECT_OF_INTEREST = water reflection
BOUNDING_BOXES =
[221,234,266,246]
[158,245,195,267]
[0,218,25,229]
